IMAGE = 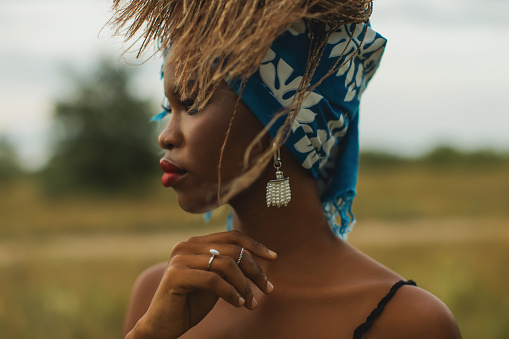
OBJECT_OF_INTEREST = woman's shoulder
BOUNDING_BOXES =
[123,262,167,336]
[362,282,462,339]
[331,244,461,338]
[130,262,167,302]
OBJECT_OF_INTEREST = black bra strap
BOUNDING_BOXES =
[353,280,417,339]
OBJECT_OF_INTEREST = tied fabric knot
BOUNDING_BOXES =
[229,20,386,238]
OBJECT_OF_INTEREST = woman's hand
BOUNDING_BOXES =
[127,230,277,339]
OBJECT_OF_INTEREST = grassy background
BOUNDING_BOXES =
[1,161,508,338]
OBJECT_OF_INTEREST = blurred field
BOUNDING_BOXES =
[1,163,508,338]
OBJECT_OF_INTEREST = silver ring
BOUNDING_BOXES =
[236,247,245,265]
[207,249,220,270]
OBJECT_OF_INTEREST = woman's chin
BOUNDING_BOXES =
[175,194,220,214]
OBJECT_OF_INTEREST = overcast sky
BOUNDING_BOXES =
[1,0,508,170]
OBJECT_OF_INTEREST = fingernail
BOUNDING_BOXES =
[268,250,277,258]
[267,281,274,293]
[251,297,257,308]
[238,297,245,306]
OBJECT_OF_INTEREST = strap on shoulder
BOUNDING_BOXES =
[353,280,417,339]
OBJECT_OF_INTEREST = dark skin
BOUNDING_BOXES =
[123,62,462,339]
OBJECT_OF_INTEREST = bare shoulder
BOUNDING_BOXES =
[336,243,461,337]
[365,283,462,339]
[122,262,167,336]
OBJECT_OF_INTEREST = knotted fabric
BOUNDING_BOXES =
[228,20,387,238]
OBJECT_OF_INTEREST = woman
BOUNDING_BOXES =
[111,1,462,338]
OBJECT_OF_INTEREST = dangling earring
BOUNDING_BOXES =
[266,147,291,207]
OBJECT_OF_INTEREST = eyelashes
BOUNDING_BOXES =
[179,98,198,115]
[162,78,201,116]
[161,97,172,114]
[161,97,198,116]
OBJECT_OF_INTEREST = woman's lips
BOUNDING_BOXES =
[160,160,188,187]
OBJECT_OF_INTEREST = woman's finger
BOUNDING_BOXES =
[171,243,273,295]
[186,230,277,260]
[170,266,246,308]
[171,253,257,309]
[236,249,274,295]
[207,254,260,310]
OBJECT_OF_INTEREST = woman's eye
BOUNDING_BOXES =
[161,104,172,114]
[179,98,199,115]
[161,97,172,114]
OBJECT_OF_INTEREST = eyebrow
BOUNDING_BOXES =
[170,79,197,98]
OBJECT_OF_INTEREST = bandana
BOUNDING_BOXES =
[228,21,387,238]
[155,21,386,238]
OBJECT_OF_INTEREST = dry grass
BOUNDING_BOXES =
[356,164,509,220]
[0,180,216,238]
[1,165,508,338]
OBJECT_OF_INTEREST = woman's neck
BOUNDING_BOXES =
[228,162,344,277]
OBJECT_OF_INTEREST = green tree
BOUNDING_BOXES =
[43,59,159,194]
[0,136,22,182]
[421,146,509,168]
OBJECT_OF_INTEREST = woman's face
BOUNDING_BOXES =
[158,62,266,213]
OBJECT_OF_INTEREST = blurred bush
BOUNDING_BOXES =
[359,150,407,169]
[420,146,509,168]
[41,59,160,195]
[356,147,509,221]
[360,146,509,170]
[0,136,23,182]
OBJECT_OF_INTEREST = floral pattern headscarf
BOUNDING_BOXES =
[229,21,387,238]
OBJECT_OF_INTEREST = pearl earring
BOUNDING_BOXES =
[266,147,291,207]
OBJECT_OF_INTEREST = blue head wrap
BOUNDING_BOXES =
[228,21,387,238]
[156,20,386,238]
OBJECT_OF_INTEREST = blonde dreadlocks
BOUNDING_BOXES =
[111,0,374,204]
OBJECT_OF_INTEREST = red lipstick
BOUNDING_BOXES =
[160,160,188,187]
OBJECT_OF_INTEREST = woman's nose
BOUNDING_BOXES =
[158,117,183,150]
